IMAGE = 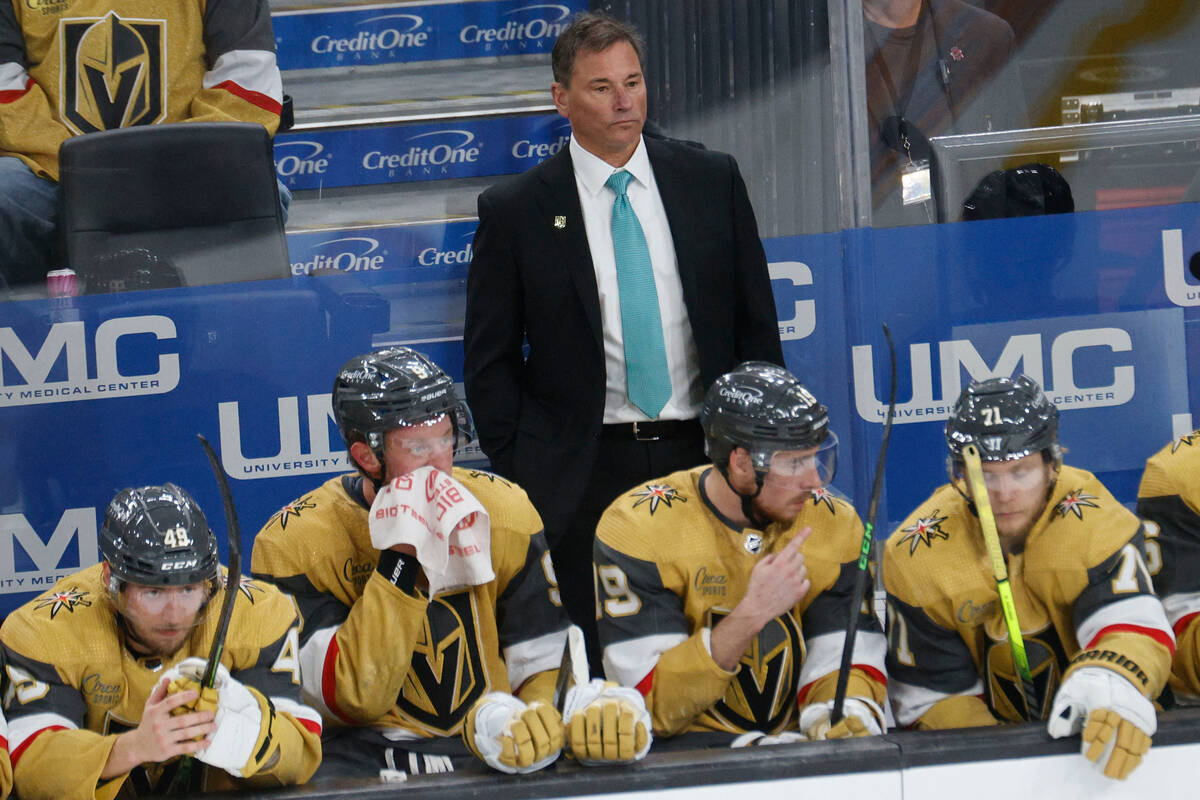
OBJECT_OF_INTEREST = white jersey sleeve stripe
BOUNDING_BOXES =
[202,50,283,105]
[0,62,30,96]
[271,695,323,735]
[890,678,984,728]
[504,626,568,691]
[602,632,688,687]
[297,624,339,722]
[1161,590,1200,629]
[797,629,888,695]
[1077,594,1174,651]
[6,711,75,762]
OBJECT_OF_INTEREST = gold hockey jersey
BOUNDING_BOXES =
[1138,429,1200,698]
[594,467,887,737]
[0,564,322,800]
[0,0,282,180]
[250,470,569,739]
[0,704,10,800]
[884,465,1174,730]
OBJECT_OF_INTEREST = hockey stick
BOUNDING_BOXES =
[166,435,242,794]
[961,443,1039,720]
[830,325,896,727]
[554,625,590,713]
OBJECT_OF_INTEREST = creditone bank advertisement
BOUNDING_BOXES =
[0,204,1197,617]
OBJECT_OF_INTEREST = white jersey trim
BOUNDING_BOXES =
[798,630,888,693]
[602,632,688,687]
[297,624,338,721]
[504,626,568,691]
[0,62,29,92]
[272,695,323,734]
[202,50,283,102]
[1162,590,1200,628]
[1076,594,1174,649]
[6,710,75,754]
[889,678,984,728]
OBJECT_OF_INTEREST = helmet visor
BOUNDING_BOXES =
[758,432,838,487]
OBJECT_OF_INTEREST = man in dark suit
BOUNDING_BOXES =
[464,12,783,671]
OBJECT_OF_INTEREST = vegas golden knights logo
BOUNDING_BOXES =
[709,609,805,733]
[60,12,165,134]
[397,591,489,734]
[984,626,1066,723]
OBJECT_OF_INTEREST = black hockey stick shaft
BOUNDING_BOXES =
[166,435,242,795]
[830,325,896,726]
[198,433,242,688]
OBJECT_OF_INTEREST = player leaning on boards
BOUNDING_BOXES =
[884,375,1174,779]
[595,362,888,744]
[251,347,650,780]
[1137,428,1200,699]
[0,484,322,799]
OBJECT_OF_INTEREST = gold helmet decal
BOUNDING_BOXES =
[61,12,165,134]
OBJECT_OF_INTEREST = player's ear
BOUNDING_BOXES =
[727,447,755,484]
[349,441,382,478]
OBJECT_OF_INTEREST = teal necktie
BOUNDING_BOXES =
[605,169,672,418]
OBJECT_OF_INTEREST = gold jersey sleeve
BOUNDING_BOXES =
[596,468,886,737]
[251,471,567,737]
[1137,431,1200,697]
[884,466,1174,730]
[0,564,321,799]
[0,706,11,800]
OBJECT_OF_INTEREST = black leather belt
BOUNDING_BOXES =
[600,419,701,442]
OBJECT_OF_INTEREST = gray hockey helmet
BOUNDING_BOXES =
[945,375,1060,466]
[100,483,220,588]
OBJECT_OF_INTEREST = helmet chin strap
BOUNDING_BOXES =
[718,462,772,529]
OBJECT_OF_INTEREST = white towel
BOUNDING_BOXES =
[369,466,494,595]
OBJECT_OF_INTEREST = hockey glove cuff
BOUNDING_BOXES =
[798,697,886,740]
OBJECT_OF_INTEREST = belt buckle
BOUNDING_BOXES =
[632,421,660,441]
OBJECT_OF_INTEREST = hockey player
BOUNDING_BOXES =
[1136,428,1200,699]
[883,375,1174,780]
[0,483,322,799]
[594,362,888,743]
[251,347,652,779]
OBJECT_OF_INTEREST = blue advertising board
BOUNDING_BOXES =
[2,203,1198,619]
[272,0,587,71]
[274,115,570,191]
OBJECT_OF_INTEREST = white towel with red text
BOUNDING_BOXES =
[369,466,493,595]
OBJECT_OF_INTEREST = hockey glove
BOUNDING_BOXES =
[1046,666,1155,780]
[730,730,806,747]
[561,679,652,765]
[462,693,563,774]
[164,657,277,778]
[798,697,886,740]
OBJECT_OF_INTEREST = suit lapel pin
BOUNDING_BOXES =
[553,215,567,229]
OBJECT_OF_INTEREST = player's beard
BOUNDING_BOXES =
[750,490,808,527]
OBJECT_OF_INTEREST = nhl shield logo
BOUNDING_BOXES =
[742,532,763,554]
[60,13,166,134]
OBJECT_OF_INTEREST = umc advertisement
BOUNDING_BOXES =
[0,204,1197,618]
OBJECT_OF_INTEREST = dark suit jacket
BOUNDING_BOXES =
[463,136,783,534]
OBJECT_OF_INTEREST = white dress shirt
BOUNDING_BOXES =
[570,134,703,424]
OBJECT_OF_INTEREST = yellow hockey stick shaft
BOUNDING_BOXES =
[961,445,1035,697]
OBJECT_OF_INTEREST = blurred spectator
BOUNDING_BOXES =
[864,0,1027,226]
[0,1,284,287]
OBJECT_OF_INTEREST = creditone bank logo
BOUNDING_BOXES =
[291,237,387,274]
[218,393,351,479]
[418,231,475,267]
[769,261,816,342]
[362,130,481,173]
[852,326,1135,423]
[1162,229,1200,307]
[512,120,571,161]
[311,13,428,55]
[275,140,331,179]
[0,509,98,594]
[0,315,179,407]
[460,4,572,45]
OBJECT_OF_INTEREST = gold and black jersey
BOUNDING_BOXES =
[250,469,569,739]
[0,704,10,800]
[0,0,281,180]
[1138,430,1200,698]
[594,466,887,737]
[884,465,1175,730]
[0,565,322,800]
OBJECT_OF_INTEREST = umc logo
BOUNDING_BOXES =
[60,13,165,134]
[0,509,98,595]
[1161,229,1200,306]
[218,393,351,479]
[852,326,1135,423]
[769,261,815,342]
[0,316,179,407]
